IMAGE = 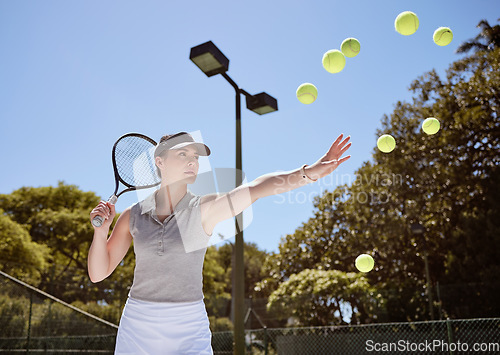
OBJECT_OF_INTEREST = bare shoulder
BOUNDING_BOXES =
[106,206,133,256]
[113,206,132,233]
[118,206,132,220]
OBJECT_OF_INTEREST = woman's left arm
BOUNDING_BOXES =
[251,133,351,199]
[201,134,351,230]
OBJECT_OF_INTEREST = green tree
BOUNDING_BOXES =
[456,18,500,54]
[0,211,50,280]
[203,240,272,328]
[259,47,500,323]
[0,182,133,305]
[204,245,231,320]
[267,269,379,326]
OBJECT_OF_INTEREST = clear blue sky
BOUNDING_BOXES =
[0,0,498,253]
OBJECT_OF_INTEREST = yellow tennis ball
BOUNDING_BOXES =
[322,49,346,73]
[377,134,396,153]
[395,11,419,36]
[422,117,440,135]
[433,27,453,46]
[296,83,318,104]
[355,254,374,273]
[341,38,361,58]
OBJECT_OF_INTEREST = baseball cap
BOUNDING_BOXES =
[154,132,211,157]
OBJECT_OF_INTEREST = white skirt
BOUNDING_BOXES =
[115,297,213,355]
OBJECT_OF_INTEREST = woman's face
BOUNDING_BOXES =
[156,145,200,184]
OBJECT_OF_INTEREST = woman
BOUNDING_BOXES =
[88,131,351,354]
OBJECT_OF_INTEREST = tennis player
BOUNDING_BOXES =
[88,131,351,354]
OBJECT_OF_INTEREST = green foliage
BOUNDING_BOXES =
[0,211,50,280]
[209,316,233,332]
[258,48,500,323]
[267,269,381,326]
[204,245,232,318]
[0,292,27,337]
[456,19,500,54]
[204,241,271,327]
[0,288,116,338]
[0,182,135,309]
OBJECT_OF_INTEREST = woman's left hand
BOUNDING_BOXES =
[305,134,352,181]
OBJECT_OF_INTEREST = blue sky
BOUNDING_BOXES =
[0,0,498,253]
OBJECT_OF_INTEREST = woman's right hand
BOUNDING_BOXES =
[90,201,116,229]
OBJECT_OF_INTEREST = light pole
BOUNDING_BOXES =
[410,223,434,320]
[190,41,278,355]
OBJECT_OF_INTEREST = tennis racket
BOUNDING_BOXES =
[92,133,161,227]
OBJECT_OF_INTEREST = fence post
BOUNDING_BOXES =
[26,291,33,354]
[436,281,443,320]
[264,326,268,355]
[446,318,455,355]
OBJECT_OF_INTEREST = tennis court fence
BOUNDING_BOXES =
[1,271,499,354]
[211,318,500,354]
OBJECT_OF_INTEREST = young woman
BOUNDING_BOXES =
[88,131,351,354]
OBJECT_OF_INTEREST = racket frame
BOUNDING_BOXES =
[92,133,161,227]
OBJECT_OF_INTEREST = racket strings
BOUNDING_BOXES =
[114,136,160,187]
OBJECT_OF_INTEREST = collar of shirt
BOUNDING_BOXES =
[139,189,193,216]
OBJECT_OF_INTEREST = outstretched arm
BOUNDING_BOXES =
[201,134,351,232]
[252,134,351,199]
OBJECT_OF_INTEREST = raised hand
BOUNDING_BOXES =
[305,134,351,181]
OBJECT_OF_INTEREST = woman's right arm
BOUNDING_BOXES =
[88,202,133,283]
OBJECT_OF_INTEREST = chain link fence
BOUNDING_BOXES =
[212,318,500,354]
[2,271,499,354]
[0,271,117,353]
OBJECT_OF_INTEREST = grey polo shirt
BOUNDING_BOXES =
[128,189,211,303]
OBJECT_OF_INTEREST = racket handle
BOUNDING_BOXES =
[91,195,118,227]
[92,215,104,228]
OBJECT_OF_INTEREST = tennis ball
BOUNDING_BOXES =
[433,27,453,46]
[296,83,318,104]
[355,254,374,273]
[422,117,440,135]
[341,38,361,58]
[377,134,396,153]
[322,50,346,73]
[394,11,419,36]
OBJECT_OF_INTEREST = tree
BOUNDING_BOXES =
[351,48,499,320]
[0,211,50,280]
[203,245,231,320]
[0,182,133,305]
[456,18,500,54]
[267,269,379,326]
[258,47,500,323]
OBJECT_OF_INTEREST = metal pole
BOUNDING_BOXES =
[234,86,246,355]
[446,318,455,355]
[26,292,33,354]
[424,251,434,320]
[436,281,443,320]
[230,241,235,324]
[264,326,269,355]
[219,71,259,354]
